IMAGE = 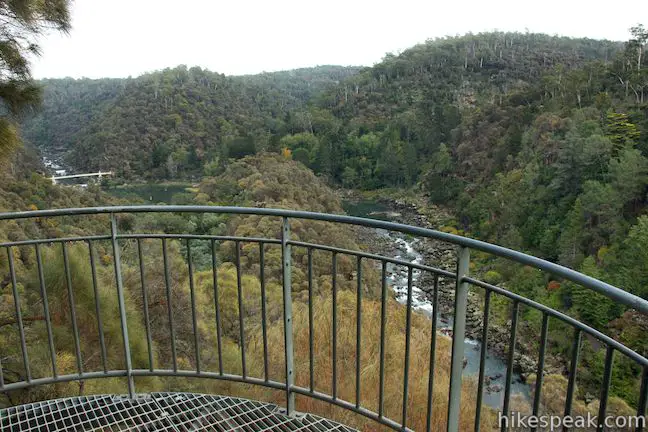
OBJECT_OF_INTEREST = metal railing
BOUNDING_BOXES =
[0,205,647,432]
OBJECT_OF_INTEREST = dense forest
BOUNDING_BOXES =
[3,23,648,427]
[21,66,360,177]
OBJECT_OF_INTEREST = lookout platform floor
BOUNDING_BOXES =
[0,392,357,431]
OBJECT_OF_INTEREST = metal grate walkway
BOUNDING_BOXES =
[0,393,358,431]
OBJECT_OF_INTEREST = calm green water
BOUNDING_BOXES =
[342,199,391,219]
[105,183,192,204]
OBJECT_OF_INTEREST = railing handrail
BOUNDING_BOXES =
[2,205,648,431]
[2,205,646,314]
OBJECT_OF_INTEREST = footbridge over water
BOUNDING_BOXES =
[50,171,113,184]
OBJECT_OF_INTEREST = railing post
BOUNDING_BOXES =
[447,246,470,432]
[111,213,135,398]
[281,217,295,415]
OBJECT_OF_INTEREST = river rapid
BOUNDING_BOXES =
[343,199,531,410]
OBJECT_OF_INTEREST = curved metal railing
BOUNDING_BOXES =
[0,206,647,432]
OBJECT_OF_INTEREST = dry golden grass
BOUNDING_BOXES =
[239,289,495,431]
[523,374,636,431]
[3,240,497,430]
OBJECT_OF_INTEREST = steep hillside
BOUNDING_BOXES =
[21,65,361,178]
[0,146,128,254]
[21,78,125,157]
[312,32,625,185]
[308,30,648,404]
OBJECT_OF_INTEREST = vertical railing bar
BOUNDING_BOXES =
[88,240,108,373]
[636,366,648,432]
[211,239,223,375]
[355,256,362,409]
[62,242,83,376]
[308,247,314,392]
[136,239,154,372]
[474,289,492,432]
[501,300,519,432]
[597,346,615,431]
[260,242,269,382]
[448,246,470,432]
[378,260,388,418]
[235,240,246,378]
[162,238,177,372]
[35,244,57,378]
[281,217,295,415]
[531,313,550,432]
[332,251,338,400]
[0,349,3,388]
[187,239,201,374]
[110,213,134,398]
[402,266,414,430]
[7,247,31,382]
[426,274,440,432]
[563,328,582,421]
[281,217,295,416]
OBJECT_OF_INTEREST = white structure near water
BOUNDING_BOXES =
[50,171,113,184]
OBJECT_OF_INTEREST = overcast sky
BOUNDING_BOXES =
[31,0,648,79]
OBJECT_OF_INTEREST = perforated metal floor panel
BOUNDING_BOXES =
[0,392,358,431]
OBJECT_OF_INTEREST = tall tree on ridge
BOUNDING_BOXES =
[629,24,647,72]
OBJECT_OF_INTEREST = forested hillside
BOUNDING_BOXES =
[311,29,648,330]
[306,29,648,404]
[306,30,648,311]
[22,30,648,304]
[13,26,648,411]
[21,66,361,178]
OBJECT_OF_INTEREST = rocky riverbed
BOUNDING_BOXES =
[342,193,537,407]
[386,199,541,378]
[342,192,563,387]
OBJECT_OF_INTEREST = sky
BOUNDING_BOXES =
[31,0,648,79]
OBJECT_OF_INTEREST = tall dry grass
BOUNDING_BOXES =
[239,289,494,431]
[521,374,637,431]
[3,239,496,430]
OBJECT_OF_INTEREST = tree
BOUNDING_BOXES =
[550,125,613,197]
[629,24,647,72]
[625,25,648,103]
[291,147,310,166]
[423,143,460,203]
[608,149,648,209]
[617,216,648,299]
[278,132,319,167]
[570,258,617,329]
[341,166,358,188]
[606,112,640,153]
[0,0,71,161]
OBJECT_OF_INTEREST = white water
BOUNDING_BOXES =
[42,156,88,188]
[377,228,531,409]
[42,156,64,171]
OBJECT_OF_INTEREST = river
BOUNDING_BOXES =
[40,154,192,200]
[343,199,531,409]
